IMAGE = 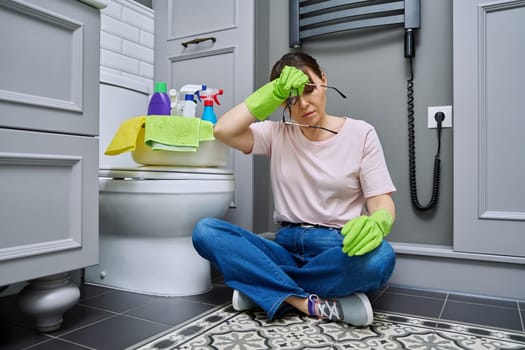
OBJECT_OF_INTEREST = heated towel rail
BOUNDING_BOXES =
[290,0,420,48]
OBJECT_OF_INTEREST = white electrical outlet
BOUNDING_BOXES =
[428,105,453,128]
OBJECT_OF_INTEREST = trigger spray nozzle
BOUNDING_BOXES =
[200,88,224,105]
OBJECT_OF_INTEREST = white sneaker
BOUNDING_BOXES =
[308,292,373,326]
[232,289,257,311]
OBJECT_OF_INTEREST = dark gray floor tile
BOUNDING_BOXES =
[60,314,169,350]
[0,295,36,329]
[179,285,233,305]
[79,289,161,313]
[373,292,445,318]
[386,286,447,300]
[26,338,92,349]
[46,304,115,336]
[448,293,517,309]
[79,283,114,301]
[125,298,217,326]
[0,322,52,350]
[366,285,388,303]
[441,300,522,331]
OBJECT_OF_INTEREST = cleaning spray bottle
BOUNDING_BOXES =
[168,88,178,116]
[179,84,207,117]
[199,88,224,124]
[147,82,171,115]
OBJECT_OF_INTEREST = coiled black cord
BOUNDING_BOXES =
[407,56,441,211]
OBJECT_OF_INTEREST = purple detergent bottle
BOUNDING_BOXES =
[147,82,171,115]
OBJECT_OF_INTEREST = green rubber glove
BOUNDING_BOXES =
[341,209,393,256]
[244,66,309,121]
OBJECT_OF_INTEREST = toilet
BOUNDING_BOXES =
[85,83,235,296]
[86,166,234,296]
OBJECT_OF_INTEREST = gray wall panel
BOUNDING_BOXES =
[260,0,453,245]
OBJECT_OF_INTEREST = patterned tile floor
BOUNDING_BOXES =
[131,304,525,350]
[0,273,524,350]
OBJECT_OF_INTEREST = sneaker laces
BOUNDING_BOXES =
[307,294,343,321]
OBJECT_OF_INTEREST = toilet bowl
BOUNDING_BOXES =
[84,166,234,296]
[93,83,235,296]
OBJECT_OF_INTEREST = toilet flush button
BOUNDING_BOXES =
[100,271,106,279]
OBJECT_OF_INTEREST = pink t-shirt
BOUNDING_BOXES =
[250,117,396,228]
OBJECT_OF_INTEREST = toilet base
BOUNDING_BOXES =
[85,236,211,296]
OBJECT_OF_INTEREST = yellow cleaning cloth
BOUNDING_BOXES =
[144,116,215,152]
[104,116,146,155]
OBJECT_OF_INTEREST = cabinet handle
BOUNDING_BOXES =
[181,37,216,48]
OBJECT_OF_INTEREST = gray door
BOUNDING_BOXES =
[153,0,255,230]
[453,0,525,257]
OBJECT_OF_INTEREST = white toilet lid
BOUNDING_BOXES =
[100,166,234,180]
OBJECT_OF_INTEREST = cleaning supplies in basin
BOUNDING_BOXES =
[104,116,215,155]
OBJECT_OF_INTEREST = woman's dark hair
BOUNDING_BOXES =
[270,52,323,81]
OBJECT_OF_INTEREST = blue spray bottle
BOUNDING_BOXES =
[200,88,223,124]
[201,100,217,124]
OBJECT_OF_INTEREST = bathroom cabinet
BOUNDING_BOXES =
[0,0,104,331]
[453,0,525,258]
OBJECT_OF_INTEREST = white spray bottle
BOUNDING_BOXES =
[179,84,206,117]
[169,89,178,116]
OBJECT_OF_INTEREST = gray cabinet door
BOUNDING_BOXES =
[0,128,98,285]
[153,0,255,230]
[0,0,99,136]
[453,0,525,257]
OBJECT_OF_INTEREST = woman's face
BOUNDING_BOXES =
[288,67,328,125]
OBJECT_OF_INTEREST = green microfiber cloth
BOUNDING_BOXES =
[199,120,215,141]
[144,116,215,152]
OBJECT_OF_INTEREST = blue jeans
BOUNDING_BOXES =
[192,218,395,319]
